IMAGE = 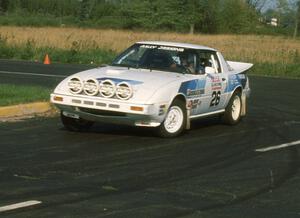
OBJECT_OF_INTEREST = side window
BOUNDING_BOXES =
[198,51,222,73]
[210,53,221,73]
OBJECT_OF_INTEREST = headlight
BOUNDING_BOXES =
[116,82,133,100]
[83,78,99,96]
[99,80,115,98]
[68,77,83,94]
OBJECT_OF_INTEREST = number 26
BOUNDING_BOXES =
[210,91,221,107]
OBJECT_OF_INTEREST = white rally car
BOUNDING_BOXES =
[51,41,252,137]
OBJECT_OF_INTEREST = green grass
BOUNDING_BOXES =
[0,84,51,106]
[250,63,300,79]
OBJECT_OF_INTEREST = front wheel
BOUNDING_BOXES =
[157,100,186,138]
[222,91,242,125]
[61,112,94,132]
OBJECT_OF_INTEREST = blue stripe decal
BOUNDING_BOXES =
[96,77,143,85]
[179,79,206,97]
[226,74,247,92]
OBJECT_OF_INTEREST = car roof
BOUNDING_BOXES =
[136,41,217,52]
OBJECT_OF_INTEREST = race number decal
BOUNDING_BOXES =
[210,91,221,107]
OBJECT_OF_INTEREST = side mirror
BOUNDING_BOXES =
[205,66,216,74]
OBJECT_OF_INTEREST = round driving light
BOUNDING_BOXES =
[116,82,133,100]
[99,80,115,98]
[68,77,83,94]
[83,78,99,96]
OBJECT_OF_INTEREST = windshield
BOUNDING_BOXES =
[112,44,202,74]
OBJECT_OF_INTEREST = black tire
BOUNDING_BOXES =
[222,91,242,125]
[157,99,186,138]
[61,112,94,132]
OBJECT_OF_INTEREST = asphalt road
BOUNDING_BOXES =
[0,60,300,217]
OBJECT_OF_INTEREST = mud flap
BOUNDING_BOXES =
[241,93,247,116]
[186,109,191,130]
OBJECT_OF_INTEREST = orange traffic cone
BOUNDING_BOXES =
[44,54,51,65]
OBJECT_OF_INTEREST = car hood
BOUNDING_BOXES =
[62,66,184,103]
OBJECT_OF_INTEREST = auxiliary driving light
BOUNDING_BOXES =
[99,80,116,98]
[83,78,99,96]
[116,82,133,100]
[68,77,83,94]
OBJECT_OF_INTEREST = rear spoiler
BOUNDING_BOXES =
[227,61,253,74]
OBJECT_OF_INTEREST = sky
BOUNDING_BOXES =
[262,0,297,12]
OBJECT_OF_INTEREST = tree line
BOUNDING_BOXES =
[0,0,299,35]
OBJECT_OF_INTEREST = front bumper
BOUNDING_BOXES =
[50,93,165,127]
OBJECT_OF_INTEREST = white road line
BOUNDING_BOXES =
[255,140,300,152]
[0,70,66,78]
[0,200,42,212]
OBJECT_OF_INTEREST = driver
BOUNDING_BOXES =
[179,53,196,74]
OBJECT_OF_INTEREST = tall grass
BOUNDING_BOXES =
[0,34,115,65]
[0,26,299,78]
[1,26,300,63]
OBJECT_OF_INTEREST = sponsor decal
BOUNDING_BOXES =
[211,76,222,91]
[140,44,184,52]
[140,45,158,49]
[158,46,184,52]
[187,89,204,97]
[188,99,201,109]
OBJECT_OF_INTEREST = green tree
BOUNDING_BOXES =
[0,0,9,13]
[198,0,220,33]
[184,0,203,34]
[219,0,258,33]
[78,0,90,21]
[120,0,155,29]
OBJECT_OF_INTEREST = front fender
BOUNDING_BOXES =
[145,81,184,106]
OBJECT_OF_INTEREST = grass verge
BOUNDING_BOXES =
[0,84,51,106]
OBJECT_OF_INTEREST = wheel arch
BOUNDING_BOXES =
[232,86,242,95]
[170,94,187,107]
[158,93,188,137]
[226,85,247,119]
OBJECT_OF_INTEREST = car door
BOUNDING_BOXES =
[201,51,228,112]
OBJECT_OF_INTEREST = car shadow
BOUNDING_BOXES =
[60,115,226,138]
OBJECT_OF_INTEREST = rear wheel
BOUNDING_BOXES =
[61,112,94,132]
[157,100,186,138]
[222,91,242,125]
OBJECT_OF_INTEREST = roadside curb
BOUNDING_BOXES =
[0,102,56,119]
